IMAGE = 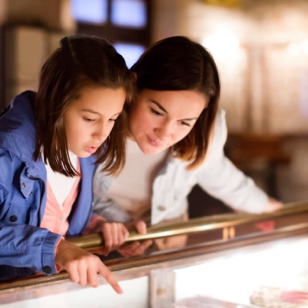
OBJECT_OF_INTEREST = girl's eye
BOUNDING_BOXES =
[83,117,95,122]
[150,108,163,116]
[109,118,117,122]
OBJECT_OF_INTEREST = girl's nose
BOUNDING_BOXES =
[93,123,109,143]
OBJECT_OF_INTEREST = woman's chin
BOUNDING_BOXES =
[140,144,165,155]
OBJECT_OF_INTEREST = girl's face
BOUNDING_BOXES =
[128,89,207,155]
[63,86,126,157]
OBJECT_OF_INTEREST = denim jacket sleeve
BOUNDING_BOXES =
[0,148,62,275]
[196,109,268,213]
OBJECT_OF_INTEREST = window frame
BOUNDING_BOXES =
[76,0,152,47]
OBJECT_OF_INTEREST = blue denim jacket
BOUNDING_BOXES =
[0,91,96,280]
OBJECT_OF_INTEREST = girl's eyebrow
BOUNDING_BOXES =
[149,100,198,121]
[81,108,100,115]
[81,109,122,117]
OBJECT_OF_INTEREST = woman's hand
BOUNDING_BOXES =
[155,234,188,251]
[255,198,283,232]
[118,220,153,257]
[263,197,283,213]
[55,239,123,293]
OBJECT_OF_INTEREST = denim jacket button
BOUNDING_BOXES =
[158,206,166,211]
[43,266,52,274]
[9,215,18,222]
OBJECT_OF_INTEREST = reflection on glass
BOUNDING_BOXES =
[114,43,145,68]
[111,0,147,28]
[71,0,107,23]
[175,237,308,306]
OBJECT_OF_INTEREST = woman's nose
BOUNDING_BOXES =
[155,122,173,140]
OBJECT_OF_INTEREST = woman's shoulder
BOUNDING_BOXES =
[214,108,227,131]
[211,108,228,144]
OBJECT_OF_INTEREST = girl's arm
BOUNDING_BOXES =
[0,149,62,275]
[54,238,122,292]
[0,150,122,292]
[0,222,61,274]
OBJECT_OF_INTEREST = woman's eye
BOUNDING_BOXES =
[150,108,163,116]
[180,121,191,127]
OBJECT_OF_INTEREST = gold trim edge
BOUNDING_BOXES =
[67,201,308,248]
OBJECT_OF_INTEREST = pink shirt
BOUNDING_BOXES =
[41,171,81,236]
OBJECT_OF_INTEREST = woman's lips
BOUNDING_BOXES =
[147,136,163,147]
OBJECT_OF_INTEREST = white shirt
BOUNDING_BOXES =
[45,151,79,209]
[107,139,168,219]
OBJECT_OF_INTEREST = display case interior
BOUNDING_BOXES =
[1,202,308,308]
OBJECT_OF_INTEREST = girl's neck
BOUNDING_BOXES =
[68,151,78,169]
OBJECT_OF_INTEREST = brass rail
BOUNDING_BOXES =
[67,201,308,249]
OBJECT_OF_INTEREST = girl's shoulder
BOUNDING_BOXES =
[0,91,37,164]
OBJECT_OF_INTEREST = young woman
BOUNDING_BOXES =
[93,36,282,255]
[0,35,134,292]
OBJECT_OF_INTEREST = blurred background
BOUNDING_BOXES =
[0,0,307,216]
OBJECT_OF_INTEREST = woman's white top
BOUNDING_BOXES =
[107,139,168,219]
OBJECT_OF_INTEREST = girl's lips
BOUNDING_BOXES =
[85,146,98,154]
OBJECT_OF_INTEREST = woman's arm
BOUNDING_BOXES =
[197,109,282,213]
[92,167,132,222]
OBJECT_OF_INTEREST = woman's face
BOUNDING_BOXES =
[63,86,126,157]
[128,89,207,155]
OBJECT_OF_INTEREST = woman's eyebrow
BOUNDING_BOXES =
[181,117,198,121]
[149,100,168,114]
[150,100,199,121]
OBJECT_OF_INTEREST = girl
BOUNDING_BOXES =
[93,36,282,255]
[0,36,134,292]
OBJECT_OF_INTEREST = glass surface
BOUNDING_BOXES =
[71,0,107,24]
[174,236,308,307]
[111,0,147,28]
[0,276,149,308]
[2,235,308,307]
[114,43,145,68]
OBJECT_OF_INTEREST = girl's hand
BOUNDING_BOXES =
[99,222,129,256]
[55,239,123,293]
[84,215,129,255]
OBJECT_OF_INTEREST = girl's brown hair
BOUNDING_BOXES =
[33,36,134,176]
[130,36,220,169]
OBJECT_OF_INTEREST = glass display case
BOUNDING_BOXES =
[1,202,308,308]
